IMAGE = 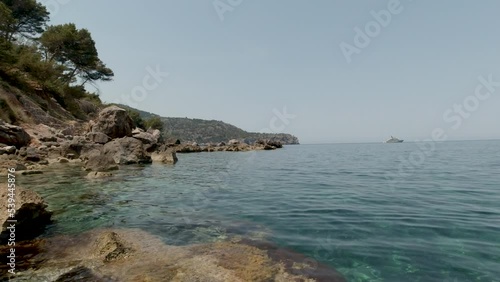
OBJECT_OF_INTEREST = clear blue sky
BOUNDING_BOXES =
[46,0,500,144]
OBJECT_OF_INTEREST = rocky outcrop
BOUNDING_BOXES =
[132,131,157,145]
[86,132,111,144]
[175,144,204,153]
[19,146,42,162]
[151,145,178,164]
[0,145,16,155]
[256,139,283,150]
[59,137,103,159]
[132,128,162,154]
[0,185,52,243]
[102,137,151,165]
[84,154,119,172]
[0,121,31,148]
[244,134,300,145]
[174,139,284,153]
[0,158,27,176]
[91,106,133,139]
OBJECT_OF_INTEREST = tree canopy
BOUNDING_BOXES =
[0,2,16,40]
[0,0,49,40]
[0,0,114,120]
[40,23,114,86]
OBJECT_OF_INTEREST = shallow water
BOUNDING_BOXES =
[19,141,500,281]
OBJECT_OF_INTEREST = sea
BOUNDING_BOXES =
[19,140,500,282]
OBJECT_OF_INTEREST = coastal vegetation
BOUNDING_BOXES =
[0,0,298,145]
[0,0,111,121]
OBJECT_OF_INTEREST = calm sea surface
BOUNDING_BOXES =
[19,141,500,281]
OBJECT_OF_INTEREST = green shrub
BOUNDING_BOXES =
[145,116,163,131]
[128,109,145,129]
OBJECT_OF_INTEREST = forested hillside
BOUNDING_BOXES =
[117,104,300,145]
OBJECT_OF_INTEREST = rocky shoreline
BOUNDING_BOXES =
[1,106,287,178]
[0,106,346,281]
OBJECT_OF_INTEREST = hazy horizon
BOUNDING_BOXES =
[46,0,500,143]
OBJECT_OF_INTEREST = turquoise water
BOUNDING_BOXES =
[19,141,500,281]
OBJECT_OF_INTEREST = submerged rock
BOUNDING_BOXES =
[54,266,113,282]
[84,154,119,172]
[0,185,52,244]
[20,170,44,175]
[9,228,346,282]
[86,171,114,179]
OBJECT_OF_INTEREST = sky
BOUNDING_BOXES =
[44,0,500,144]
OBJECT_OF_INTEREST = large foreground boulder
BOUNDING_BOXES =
[0,185,52,243]
[0,121,31,148]
[103,137,151,165]
[91,106,134,139]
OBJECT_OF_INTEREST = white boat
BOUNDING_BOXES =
[385,136,404,143]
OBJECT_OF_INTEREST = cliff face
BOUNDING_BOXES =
[0,83,99,130]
